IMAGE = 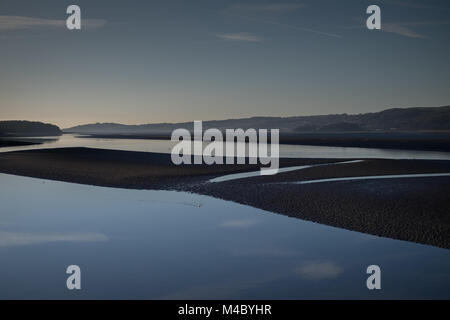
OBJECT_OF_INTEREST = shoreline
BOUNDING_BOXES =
[0,147,449,249]
[64,132,450,152]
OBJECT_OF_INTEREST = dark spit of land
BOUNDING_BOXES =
[0,139,38,148]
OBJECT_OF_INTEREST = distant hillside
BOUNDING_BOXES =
[64,106,450,134]
[315,122,365,132]
[0,121,62,136]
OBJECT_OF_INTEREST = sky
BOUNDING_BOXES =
[0,0,449,128]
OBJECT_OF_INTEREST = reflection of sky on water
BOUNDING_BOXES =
[210,160,363,182]
[0,173,449,299]
[220,219,260,228]
[2,134,450,160]
[294,261,343,280]
[292,173,450,184]
[0,232,107,247]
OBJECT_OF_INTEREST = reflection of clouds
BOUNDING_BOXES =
[295,261,343,280]
[159,272,284,300]
[220,219,259,228]
[0,231,108,247]
[231,247,303,258]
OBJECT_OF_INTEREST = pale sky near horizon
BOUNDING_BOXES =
[1,0,450,128]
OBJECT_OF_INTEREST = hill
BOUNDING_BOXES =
[0,121,62,136]
[64,106,450,134]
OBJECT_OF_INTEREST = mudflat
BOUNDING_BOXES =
[0,147,449,249]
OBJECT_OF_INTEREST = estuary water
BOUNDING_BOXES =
[2,133,450,160]
[0,173,449,299]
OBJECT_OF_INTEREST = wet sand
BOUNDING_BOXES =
[0,147,449,249]
[0,147,342,189]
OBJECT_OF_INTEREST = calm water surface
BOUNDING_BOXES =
[0,173,449,299]
[2,134,450,160]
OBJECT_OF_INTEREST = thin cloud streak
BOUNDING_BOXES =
[381,21,450,38]
[240,15,342,39]
[345,19,450,38]
[230,3,306,13]
[382,23,425,38]
[0,15,106,31]
[227,3,340,39]
[218,32,263,42]
[382,0,445,9]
